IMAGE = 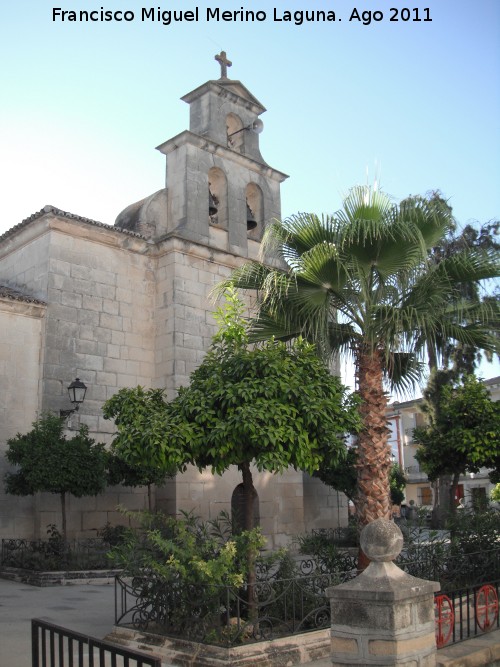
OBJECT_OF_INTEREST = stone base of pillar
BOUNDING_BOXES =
[327,520,440,666]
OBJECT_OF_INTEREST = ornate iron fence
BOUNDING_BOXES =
[115,561,357,647]
[114,548,500,648]
[1,537,111,571]
[398,548,500,592]
[435,581,500,648]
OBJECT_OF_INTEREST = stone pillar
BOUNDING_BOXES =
[327,519,440,666]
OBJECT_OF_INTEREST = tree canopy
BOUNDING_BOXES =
[414,375,500,514]
[411,202,499,526]
[103,289,361,528]
[4,413,107,540]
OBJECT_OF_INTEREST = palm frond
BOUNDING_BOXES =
[385,352,425,397]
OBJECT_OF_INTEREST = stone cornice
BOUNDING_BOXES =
[0,286,46,318]
[0,206,147,246]
[153,233,248,271]
[181,79,266,114]
[0,207,268,274]
[0,207,152,260]
[156,130,289,183]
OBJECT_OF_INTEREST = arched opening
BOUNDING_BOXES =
[226,113,245,153]
[231,483,260,534]
[208,167,228,228]
[245,183,264,236]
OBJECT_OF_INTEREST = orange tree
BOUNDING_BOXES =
[103,290,360,606]
[103,290,360,532]
[414,375,500,516]
[5,413,107,541]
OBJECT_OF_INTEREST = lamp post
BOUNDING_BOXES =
[60,378,87,418]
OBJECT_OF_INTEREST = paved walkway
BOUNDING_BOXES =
[0,577,332,667]
[1,576,499,666]
[0,577,117,667]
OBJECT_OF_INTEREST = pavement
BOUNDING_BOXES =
[0,577,117,667]
[0,577,332,667]
[1,575,500,667]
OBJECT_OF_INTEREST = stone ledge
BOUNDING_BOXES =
[0,566,121,587]
[106,626,330,666]
[437,629,500,666]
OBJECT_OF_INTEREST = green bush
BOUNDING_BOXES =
[294,531,357,581]
[109,509,265,640]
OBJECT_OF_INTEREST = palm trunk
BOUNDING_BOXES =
[355,346,392,569]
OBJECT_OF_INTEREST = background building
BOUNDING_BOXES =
[387,376,500,510]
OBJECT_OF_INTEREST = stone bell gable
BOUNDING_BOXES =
[0,55,347,546]
[115,66,287,256]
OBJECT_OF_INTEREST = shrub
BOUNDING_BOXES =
[109,509,265,639]
[295,530,357,581]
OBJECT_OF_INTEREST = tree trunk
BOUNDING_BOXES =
[431,475,453,529]
[240,461,257,620]
[60,492,67,543]
[355,346,392,569]
[449,472,460,520]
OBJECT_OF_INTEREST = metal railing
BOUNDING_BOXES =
[115,566,356,647]
[2,537,111,571]
[31,618,161,667]
[397,548,500,592]
[435,581,500,648]
[114,549,500,648]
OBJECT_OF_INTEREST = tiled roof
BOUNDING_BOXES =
[0,285,46,305]
[0,205,147,242]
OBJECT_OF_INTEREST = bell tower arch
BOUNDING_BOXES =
[154,53,288,255]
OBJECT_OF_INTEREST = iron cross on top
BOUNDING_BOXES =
[215,51,232,78]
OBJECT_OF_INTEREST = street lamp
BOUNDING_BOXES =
[60,378,87,418]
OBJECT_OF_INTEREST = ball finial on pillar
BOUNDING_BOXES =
[360,518,404,563]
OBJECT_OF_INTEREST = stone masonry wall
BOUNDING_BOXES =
[0,212,344,544]
[0,299,44,539]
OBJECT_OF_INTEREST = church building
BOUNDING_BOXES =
[0,54,347,548]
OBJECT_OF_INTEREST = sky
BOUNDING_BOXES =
[1,0,499,385]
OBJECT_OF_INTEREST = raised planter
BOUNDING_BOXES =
[105,626,330,666]
[0,566,122,586]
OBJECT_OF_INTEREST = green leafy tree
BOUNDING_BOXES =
[103,289,360,607]
[313,447,358,502]
[168,290,360,533]
[389,463,407,506]
[107,449,174,511]
[104,290,360,534]
[103,386,197,474]
[218,186,499,559]
[4,413,107,541]
[491,484,500,503]
[314,448,406,506]
[414,209,500,527]
[414,375,500,520]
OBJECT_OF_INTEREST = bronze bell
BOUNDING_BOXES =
[247,203,257,231]
[209,191,218,216]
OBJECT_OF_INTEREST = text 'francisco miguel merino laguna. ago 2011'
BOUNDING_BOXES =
[52,6,433,26]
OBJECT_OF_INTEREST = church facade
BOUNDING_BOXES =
[0,55,347,548]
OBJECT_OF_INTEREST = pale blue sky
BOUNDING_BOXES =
[1,0,499,384]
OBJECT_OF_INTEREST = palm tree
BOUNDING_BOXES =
[218,186,499,547]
